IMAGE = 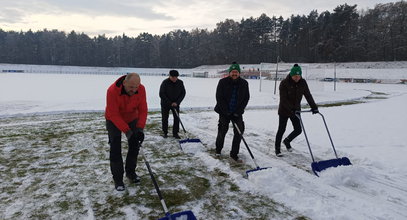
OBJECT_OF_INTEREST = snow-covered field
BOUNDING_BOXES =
[1,65,407,219]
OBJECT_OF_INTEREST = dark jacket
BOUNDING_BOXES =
[215,77,250,116]
[159,78,186,107]
[105,75,148,132]
[278,74,317,117]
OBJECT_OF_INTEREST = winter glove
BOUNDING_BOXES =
[125,130,134,140]
[134,128,145,145]
[226,112,233,120]
[232,113,241,121]
[311,108,319,114]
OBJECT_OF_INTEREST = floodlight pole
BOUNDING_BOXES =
[274,56,280,95]
[259,63,262,92]
[334,62,337,91]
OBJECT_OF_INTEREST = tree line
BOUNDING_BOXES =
[0,1,406,68]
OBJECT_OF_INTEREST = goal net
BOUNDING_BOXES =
[259,59,325,94]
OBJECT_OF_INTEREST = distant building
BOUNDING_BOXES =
[192,71,208,78]
[2,69,24,73]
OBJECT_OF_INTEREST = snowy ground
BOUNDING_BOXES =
[1,70,407,219]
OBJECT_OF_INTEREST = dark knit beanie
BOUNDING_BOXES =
[169,70,179,77]
[228,62,241,73]
[290,64,302,76]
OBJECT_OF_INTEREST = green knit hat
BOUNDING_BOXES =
[228,62,241,73]
[290,64,302,76]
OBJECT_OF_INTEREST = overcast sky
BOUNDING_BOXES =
[0,0,396,37]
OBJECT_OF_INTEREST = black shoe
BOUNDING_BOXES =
[163,133,168,138]
[115,182,125,191]
[283,139,292,152]
[275,148,283,157]
[173,134,181,139]
[126,174,141,184]
[230,155,243,163]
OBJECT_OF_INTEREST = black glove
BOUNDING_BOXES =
[226,112,233,120]
[232,113,241,121]
[125,130,133,140]
[293,110,300,116]
[134,128,145,144]
[311,108,319,114]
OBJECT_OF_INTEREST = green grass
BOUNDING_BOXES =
[370,91,388,95]
[308,90,390,108]
[318,100,365,107]
[0,112,307,219]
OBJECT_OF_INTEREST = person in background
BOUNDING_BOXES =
[105,73,148,191]
[159,70,186,139]
[275,64,318,157]
[214,62,250,162]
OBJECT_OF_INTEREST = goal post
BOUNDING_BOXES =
[259,59,292,94]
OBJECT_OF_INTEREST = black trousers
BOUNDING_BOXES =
[215,114,245,158]
[106,120,140,183]
[161,105,180,136]
[275,115,302,152]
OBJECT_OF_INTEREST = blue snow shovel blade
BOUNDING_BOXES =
[311,157,352,176]
[158,210,197,220]
[179,138,201,144]
[246,166,272,177]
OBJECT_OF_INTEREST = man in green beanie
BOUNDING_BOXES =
[228,62,241,73]
[214,62,250,162]
[275,64,318,157]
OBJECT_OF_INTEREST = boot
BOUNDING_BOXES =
[283,139,293,152]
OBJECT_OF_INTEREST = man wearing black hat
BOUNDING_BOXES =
[214,62,250,162]
[275,64,318,157]
[159,70,186,139]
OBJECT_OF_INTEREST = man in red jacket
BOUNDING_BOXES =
[105,73,148,191]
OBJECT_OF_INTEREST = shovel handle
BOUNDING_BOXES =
[140,147,170,215]
[296,110,312,113]
[295,110,339,159]
[171,107,187,134]
[231,120,260,169]
[295,111,316,162]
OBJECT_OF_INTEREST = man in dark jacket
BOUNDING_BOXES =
[214,62,250,162]
[159,70,186,139]
[105,73,148,191]
[275,64,318,157]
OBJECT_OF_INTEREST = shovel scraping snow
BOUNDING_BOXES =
[141,147,197,220]
[311,157,352,174]
[296,110,352,176]
[172,107,202,150]
[231,120,272,177]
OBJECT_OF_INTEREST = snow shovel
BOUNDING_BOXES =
[140,147,197,220]
[171,107,202,147]
[295,110,352,176]
[231,120,272,177]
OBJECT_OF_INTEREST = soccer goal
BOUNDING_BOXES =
[259,58,325,94]
[259,58,292,94]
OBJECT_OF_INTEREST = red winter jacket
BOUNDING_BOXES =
[105,75,148,133]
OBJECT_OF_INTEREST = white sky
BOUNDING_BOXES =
[0,0,396,37]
